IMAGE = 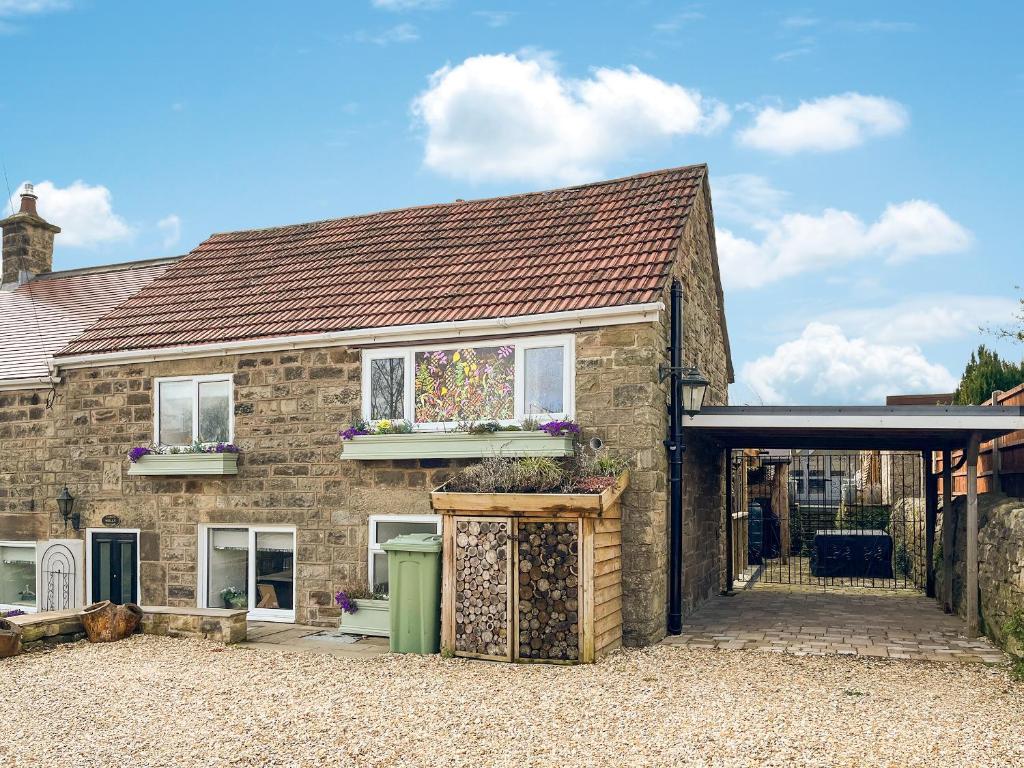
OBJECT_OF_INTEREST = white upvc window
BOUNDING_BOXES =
[361,334,575,430]
[197,524,297,623]
[154,375,234,447]
[368,515,441,595]
[0,541,37,613]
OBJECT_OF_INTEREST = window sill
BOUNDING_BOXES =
[340,432,575,460]
[127,453,239,476]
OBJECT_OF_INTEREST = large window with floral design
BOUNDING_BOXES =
[361,335,574,428]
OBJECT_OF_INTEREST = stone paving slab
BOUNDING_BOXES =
[241,621,389,658]
[663,587,1006,664]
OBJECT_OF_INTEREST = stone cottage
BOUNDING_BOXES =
[0,165,733,646]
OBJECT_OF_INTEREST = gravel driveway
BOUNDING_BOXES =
[2,636,1022,767]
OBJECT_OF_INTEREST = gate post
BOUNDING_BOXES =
[966,433,981,637]
[941,448,954,613]
[723,449,734,595]
[923,450,937,599]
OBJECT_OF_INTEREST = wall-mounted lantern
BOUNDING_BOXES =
[56,485,80,531]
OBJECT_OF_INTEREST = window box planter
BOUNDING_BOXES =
[128,453,239,476]
[431,472,628,665]
[341,431,575,461]
[339,598,390,637]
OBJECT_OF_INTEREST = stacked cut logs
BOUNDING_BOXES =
[517,521,579,661]
[454,519,509,657]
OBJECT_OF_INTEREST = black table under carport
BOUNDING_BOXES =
[809,528,894,579]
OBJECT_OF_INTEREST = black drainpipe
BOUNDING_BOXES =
[666,279,685,635]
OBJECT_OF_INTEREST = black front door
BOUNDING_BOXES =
[91,532,138,605]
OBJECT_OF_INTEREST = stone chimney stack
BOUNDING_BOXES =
[1,183,61,287]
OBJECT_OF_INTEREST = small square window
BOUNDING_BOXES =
[156,376,233,446]
[0,543,37,610]
[368,516,440,595]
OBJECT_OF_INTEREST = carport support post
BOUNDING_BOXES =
[941,448,954,613]
[966,433,981,637]
[923,450,937,599]
[723,448,734,595]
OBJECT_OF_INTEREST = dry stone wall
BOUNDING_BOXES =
[938,493,1024,652]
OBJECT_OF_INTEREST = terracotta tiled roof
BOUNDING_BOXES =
[60,165,709,357]
[0,259,178,383]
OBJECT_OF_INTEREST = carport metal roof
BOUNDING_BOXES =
[685,405,1024,450]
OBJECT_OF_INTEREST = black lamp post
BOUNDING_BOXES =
[56,485,80,531]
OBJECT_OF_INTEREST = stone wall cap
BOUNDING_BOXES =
[141,605,248,618]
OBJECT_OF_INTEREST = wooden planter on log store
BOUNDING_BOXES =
[431,472,627,665]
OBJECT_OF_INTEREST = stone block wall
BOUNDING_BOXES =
[0,389,57,539]
[938,493,1024,652]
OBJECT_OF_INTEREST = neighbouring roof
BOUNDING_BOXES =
[885,393,955,406]
[58,165,732,373]
[0,258,179,384]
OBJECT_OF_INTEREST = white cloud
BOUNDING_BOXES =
[157,214,181,250]
[473,10,514,28]
[0,0,70,14]
[716,199,970,290]
[8,180,132,248]
[371,0,443,9]
[741,322,957,404]
[819,295,1020,345]
[711,174,788,225]
[738,93,908,153]
[352,23,418,45]
[413,53,730,183]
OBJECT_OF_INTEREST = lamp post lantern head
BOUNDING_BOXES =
[679,368,710,417]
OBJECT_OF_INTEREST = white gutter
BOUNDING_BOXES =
[0,376,59,392]
[52,302,664,370]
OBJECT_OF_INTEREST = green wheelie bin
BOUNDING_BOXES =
[381,533,443,653]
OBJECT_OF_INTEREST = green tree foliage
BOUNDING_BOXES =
[953,345,1024,405]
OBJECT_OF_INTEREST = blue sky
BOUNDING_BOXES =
[2,0,1021,403]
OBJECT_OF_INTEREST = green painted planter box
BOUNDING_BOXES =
[341,432,574,460]
[339,599,390,637]
[128,453,239,476]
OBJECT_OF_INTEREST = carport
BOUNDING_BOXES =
[684,405,1024,637]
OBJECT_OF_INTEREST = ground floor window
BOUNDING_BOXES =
[368,515,441,595]
[0,542,37,611]
[201,526,295,622]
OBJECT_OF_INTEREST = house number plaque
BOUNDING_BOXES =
[101,515,121,527]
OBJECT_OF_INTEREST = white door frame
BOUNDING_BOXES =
[85,528,142,606]
[197,523,297,623]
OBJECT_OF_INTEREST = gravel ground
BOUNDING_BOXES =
[2,636,1022,768]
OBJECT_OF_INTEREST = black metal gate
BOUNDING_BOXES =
[729,449,927,590]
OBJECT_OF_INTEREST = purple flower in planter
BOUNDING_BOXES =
[127,446,153,463]
[1,609,26,618]
[207,443,240,454]
[538,420,581,437]
[335,591,358,614]
[340,426,371,441]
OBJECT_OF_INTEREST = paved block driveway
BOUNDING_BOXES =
[665,585,1005,663]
